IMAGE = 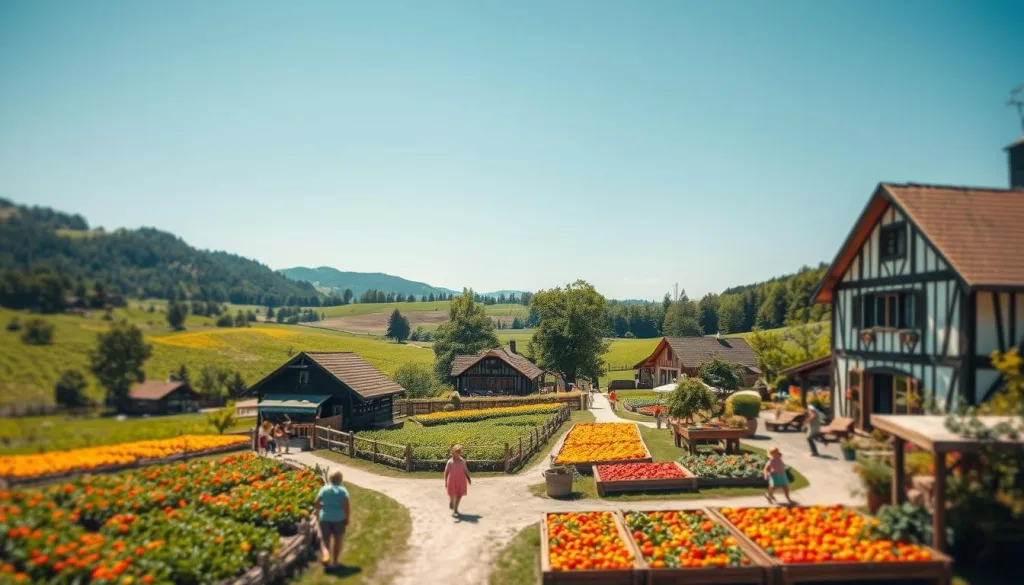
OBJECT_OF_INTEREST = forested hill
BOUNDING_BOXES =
[280,266,457,298]
[0,199,320,306]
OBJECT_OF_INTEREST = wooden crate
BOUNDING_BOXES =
[540,512,645,585]
[617,508,772,585]
[553,423,653,473]
[708,506,953,585]
[697,475,768,489]
[593,462,697,496]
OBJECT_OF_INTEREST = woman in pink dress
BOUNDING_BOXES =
[444,444,471,517]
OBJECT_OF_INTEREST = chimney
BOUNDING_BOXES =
[509,340,517,354]
[1008,138,1024,189]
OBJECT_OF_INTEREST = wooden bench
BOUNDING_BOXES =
[765,411,806,432]
[819,416,856,441]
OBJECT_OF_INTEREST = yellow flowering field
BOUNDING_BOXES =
[0,435,249,480]
[412,403,562,426]
[149,327,296,349]
[554,422,648,465]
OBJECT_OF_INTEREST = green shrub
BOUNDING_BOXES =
[450,391,462,410]
[666,378,715,423]
[394,363,436,399]
[727,394,761,419]
[20,318,54,345]
[6,318,21,332]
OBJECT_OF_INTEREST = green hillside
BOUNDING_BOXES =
[280,266,456,298]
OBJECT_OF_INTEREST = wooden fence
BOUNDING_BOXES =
[315,403,572,473]
[393,392,586,419]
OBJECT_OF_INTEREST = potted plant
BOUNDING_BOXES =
[666,378,715,425]
[543,465,574,498]
[855,459,893,513]
[840,439,857,461]
[727,393,762,438]
[860,330,876,344]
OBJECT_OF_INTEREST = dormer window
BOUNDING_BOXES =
[880,223,907,261]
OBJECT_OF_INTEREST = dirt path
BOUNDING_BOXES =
[284,393,860,585]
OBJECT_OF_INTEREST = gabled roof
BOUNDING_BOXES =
[451,348,544,379]
[129,380,193,401]
[813,183,1024,303]
[304,352,405,399]
[779,354,832,378]
[634,337,760,372]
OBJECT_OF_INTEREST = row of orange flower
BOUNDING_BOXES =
[553,423,647,465]
[0,435,249,480]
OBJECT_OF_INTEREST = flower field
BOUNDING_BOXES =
[625,510,753,569]
[411,403,562,426]
[718,505,936,564]
[677,453,767,479]
[0,435,249,481]
[553,423,648,466]
[148,327,297,349]
[0,454,319,584]
[594,463,690,482]
[545,512,634,572]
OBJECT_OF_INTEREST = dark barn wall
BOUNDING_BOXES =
[456,357,537,396]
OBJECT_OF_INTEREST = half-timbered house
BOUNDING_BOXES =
[451,341,544,396]
[814,140,1024,428]
[633,336,761,388]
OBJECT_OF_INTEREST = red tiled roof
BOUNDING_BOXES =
[305,352,405,399]
[129,380,191,401]
[634,337,760,372]
[450,348,544,379]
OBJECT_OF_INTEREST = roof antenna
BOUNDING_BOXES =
[1009,82,1024,135]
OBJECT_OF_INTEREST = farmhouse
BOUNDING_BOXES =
[813,139,1024,429]
[249,351,404,431]
[126,380,200,415]
[451,341,544,396]
[633,336,760,388]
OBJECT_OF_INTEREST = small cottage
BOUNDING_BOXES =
[127,380,200,415]
[633,336,761,388]
[451,341,544,396]
[248,351,404,431]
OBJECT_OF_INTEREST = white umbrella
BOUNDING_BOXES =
[652,383,677,393]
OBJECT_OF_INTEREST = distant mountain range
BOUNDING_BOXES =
[278,266,528,300]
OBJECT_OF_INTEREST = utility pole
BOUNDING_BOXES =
[1009,82,1024,134]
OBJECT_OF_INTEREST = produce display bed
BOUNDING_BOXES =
[697,475,768,488]
[673,425,747,454]
[553,423,653,473]
[708,507,953,585]
[540,512,645,585]
[619,509,773,585]
[593,462,697,496]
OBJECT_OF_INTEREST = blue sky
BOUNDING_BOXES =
[1,1,1021,300]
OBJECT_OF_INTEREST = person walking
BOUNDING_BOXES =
[805,404,824,456]
[257,420,270,456]
[282,416,293,454]
[314,469,351,569]
[444,444,471,517]
[763,447,795,505]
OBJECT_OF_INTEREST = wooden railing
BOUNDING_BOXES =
[315,403,571,473]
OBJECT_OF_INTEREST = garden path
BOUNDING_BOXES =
[284,395,860,585]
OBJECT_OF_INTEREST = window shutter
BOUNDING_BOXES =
[852,294,861,328]
[915,290,926,330]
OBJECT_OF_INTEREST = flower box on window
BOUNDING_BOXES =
[859,330,876,345]
[899,329,920,349]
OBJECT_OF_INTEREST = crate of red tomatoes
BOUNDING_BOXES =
[593,462,697,496]
[711,505,953,585]
[541,511,645,585]
[620,508,772,585]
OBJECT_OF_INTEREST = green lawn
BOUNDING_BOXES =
[0,412,253,454]
[599,338,659,388]
[291,482,411,585]
[489,523,540,585]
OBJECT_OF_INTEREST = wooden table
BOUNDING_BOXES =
[672,424,747,454]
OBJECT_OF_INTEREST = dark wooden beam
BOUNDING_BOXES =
[892,437,906,505]
[941,284,959,358]
[993,292,1007,353]
[933,453,947,553]
[835,270,956,290]
[836,350,961,368]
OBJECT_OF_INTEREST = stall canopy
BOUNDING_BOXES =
[258,394,330,415]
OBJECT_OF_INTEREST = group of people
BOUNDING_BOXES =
[257,416,294,456]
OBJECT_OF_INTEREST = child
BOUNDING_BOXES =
[266,422,278,455]
[314,470,350,568]
[763,447,794,505]
[444,444,471,517]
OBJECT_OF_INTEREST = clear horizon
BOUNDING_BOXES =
[1,1,1022,300]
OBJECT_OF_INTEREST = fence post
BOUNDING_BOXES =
[503,443,510,473]
[534,428,540,451]
[372,440,378,463]
[405,444,412,472]
[518,436,523,463]
[348,433,355,458]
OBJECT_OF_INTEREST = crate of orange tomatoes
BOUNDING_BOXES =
[620,508,773,585]
[711,505,953,585]
[541,511,645,585]
[593,462,697,496]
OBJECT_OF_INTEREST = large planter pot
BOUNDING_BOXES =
[866,490,890,514]
[745,417,758,438]
[842,448,856,461]
[543,468,574,498]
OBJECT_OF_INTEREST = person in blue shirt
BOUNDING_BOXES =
[314,470,351,568]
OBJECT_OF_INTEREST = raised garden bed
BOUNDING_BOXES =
[711,505,953,585]
[541,511,644,585]
[553,423,652,473]
[593,462,696,496]
[679,452,770,489]
[673,423,748,454]
[621,508,772,585]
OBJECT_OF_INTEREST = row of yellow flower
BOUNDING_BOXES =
[554,423,648,464]
[412,403,562,426]
[0,435,249,480]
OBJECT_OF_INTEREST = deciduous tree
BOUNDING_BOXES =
[529,280,610,387]
[89,322,152,411]
[432,289,499,381]
[55,369,89,408]
[166,300,187,331]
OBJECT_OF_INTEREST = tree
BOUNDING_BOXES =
[216,314,234,327]
[662,293,672,312]
[234,310,247,327]
[784,322,828,363]
[529,280,610,387]
[716,295,745,334]
[55,369,89,408]
[227,371,247,396]
[432,289,500,381]
[266,306,275,319]
[342,288,353,304]
[756,283,788,329]
[662,298,704,337]
[696,356,744,390]
[20,318,54,345]
[698,294,719,335]
[665,377,716,424]
[394,363,439,398]
[169,364,191,384]
[166,300,187,331]
[206,401,237,434]
[90,322,152,411]
[196,363,231,401]
[747,328,788,383]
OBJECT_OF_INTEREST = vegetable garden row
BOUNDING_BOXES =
[0,453,320,585]
[542,506,952,585]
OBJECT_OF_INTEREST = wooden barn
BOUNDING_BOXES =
[633,336,761,388]
[813,142,1024,429]
[249,351,404,432]
[451,341,544,396]
[127,380,200,415]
